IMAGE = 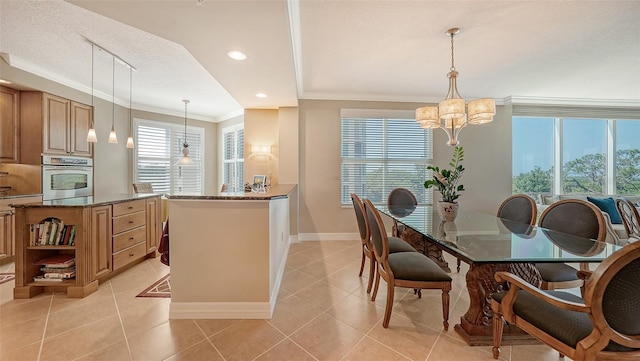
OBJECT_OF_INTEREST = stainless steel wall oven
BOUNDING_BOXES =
[42,155,93,201]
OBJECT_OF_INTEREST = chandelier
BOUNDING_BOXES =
[416,28,495,145]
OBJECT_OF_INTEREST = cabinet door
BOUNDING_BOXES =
[70,102,93,157]
[91,205,112,278]
[0,86,20,163]
[0,211,13,257]
[43,93,70,155]
[146,198,161,253]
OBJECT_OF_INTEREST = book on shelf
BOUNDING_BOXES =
[32,276,64,283]
[33,254,75,268]
[29,223,75,246]
[43,271,76,279]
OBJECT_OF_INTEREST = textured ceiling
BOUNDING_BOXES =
[1,0,639,123]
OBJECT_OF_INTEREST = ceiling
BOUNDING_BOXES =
[1,1,639,122]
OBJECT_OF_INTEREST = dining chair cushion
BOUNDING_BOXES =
[491,290,635,352]
[534,263,579,282]
[389,236,418,253]
[388,252,452,282]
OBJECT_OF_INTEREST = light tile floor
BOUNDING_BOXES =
[0,240,567,361]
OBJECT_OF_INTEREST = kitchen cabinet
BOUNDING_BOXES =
[0,86,20,163]
[91,205,112,279]
[0,196,42,265]
[13,194,161,298]
[146,197,160,253]
[20,92,93,165]
[0,210,14,264]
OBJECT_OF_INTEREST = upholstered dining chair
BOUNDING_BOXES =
[386,187,418,237]
[491,240,640,360]
[497,194,538,225]
[363,198,452,329]
[536,199,607,290]
[616,199,640,241]
[350,193,416,293]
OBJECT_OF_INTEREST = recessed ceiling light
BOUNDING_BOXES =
[196,0,205,5]
[256,93,267,98]
[227,51,247,61]
[0,79,11,84]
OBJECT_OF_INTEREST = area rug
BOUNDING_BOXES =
[0,273,15,285]
[136,274,171,298]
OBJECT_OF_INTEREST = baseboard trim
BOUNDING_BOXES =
[169,302,272,319]
[297,233,359,241]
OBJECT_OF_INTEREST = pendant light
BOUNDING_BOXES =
[176,99,195,166]
[126,66,135,148]
[108,56,118,144]
[86,44,98,143]
[415,27,496,145]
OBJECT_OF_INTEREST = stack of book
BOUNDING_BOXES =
[32,254,76,282]
[29,220,76,246]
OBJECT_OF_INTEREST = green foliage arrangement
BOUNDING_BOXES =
[425,146,465,203]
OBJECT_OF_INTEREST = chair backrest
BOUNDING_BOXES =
[387,187,417,217]
[616,199,640,239]
[350,194,370,247]
[363,198,390,264]
[538,199,606,241]
[585,241,640,350]
[133,182,154,194]
[497,194,537,225]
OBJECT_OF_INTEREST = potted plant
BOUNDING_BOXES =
[424,146,465,221]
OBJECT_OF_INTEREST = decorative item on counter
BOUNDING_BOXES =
[424,146,465,221]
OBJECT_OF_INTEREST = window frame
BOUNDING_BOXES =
[221,123,245,192]
[133,118,205,195]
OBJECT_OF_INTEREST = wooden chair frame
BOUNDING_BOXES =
[616,199,640,240]
[350,193,376,294]
[364,198,451,330]
[491,241,640,360]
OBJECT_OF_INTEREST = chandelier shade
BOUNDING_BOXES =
[176,99,195,166]
[416,27,496,145]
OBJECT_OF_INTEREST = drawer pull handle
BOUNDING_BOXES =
[129,253,134,257]
[128,206,134,209]
[128,220,134,224]
[129,237,134,240]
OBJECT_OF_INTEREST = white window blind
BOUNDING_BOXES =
[341,112,433,206]
[222,125,244,192]
[134,119,205,195]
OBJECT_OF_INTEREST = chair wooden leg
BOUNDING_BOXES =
[457,258,461,273]
[371,270,381,301]
[382,281,395,328]
[442,289,450,331]
[492,308,504,359]
[366,257,375,294]
[358,246,365,277]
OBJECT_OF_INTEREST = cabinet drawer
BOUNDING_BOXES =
[113,225,146,253]
[113,200,146,217]
[113,211,146,234]
[112,242,146,270]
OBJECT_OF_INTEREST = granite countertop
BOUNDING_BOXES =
[167,184,297,201]
[12,193,162,208]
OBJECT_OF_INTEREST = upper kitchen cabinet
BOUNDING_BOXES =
[20,92,93,164]
[0,86,21,163]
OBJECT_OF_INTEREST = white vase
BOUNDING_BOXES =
[437,201,459,222]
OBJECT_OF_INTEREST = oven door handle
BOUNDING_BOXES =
[42,166,93,172]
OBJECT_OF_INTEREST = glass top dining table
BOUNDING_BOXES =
[378,205,621,265]
[376,204,624,346]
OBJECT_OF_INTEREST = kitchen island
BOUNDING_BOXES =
[167,184,296,319]
[12,193,161,298]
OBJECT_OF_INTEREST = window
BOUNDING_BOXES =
[222,124,244,192]
[512,116,640,196]
[341,109,433,207]
[134,119,205,195]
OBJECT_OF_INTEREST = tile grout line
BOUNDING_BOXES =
[190,320,229,361]
[35,293,55,361]
[109,280,135,361]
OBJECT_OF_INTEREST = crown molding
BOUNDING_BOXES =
[505,96,640,108]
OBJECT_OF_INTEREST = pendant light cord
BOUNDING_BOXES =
[129,67,133,134]
[90,45,95,127]
[183,100,189,147]
[450,31,456,72]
